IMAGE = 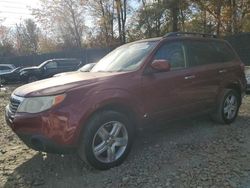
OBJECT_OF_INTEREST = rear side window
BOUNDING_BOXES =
[186,41,218,67]
[212,41,236,62]
[186,40,236,67]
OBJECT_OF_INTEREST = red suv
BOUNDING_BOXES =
[5,32,247,170]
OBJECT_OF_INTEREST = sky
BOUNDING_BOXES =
[0,0,40,27]
[0,0,140,28]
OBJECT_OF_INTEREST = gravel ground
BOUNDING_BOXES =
[1,86,250,188]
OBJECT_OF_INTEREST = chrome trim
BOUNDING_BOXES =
[10,94,25,102]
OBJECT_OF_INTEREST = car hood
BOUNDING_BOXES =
[14,72,125,97]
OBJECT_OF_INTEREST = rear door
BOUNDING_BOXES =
[210,41,243,89]
[184,39,223,111]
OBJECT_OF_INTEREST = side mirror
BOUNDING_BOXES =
[151,59,171,72]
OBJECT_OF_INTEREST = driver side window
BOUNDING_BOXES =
[154,42,186,70]
[45,61,57,69]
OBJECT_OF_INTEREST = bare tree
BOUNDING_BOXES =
[14,19,40,55]
[32,0,86,48]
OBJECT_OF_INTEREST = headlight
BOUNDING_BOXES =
[17,94,66,113]
[247,76,250,82]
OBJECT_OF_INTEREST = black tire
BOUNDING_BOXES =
[211,89,240,124]
[78,110,135,170]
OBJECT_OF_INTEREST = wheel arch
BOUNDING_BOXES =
[225,82,242,104]
[77,101,139,145]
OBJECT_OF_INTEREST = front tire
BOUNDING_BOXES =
[78,111,135,170]
[212,89,240,124]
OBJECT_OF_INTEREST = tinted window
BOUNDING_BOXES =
[186,41,219,67]
[154,42,185,69]
[186,40,236,67]
[212,41,236,62]
[57,60,80,67]
[45,61,57,69]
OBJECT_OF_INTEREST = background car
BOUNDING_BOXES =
[0,67,23,85]
[0,64,15,75]
[19,58,83,83]
[53,63,96,77]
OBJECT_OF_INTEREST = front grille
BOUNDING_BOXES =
[9,95,23,115]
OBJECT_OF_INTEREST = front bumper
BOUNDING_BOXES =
[17,133,75,153]
[5,105,77,154]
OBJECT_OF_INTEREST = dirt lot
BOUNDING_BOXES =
[1,86,250,188]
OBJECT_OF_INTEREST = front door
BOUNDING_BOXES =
[142,40,198,120]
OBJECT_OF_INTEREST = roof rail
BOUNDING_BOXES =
[164,32,217,38]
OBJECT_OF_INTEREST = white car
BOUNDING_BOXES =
[0,64,15,75]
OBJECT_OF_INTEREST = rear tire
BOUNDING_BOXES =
[78,110,135,170]
[211,89,240,124]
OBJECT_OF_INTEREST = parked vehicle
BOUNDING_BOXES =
[19,58,82,83]
[0,67,23,84]
[53,63,96,77]
[0,64,15,75]
[5,32,247,170]
[245,66,250,93]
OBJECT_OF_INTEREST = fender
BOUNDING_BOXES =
[72,88,145,144]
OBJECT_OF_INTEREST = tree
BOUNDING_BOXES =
[115,0,128,44]
[87,0,116,46]
[0,24,15,57]
[32,0,86,48]
[14,19,40,55]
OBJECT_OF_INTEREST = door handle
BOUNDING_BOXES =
[184,75,196,80]
[219,69,227,73]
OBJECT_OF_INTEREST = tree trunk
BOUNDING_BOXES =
[203,10,207,33]
[171,2,179,32]
[115,0,122,44]
[99,0,109,46]
[232,0,237,33]
[216,1,222,36]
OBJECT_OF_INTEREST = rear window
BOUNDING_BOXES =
[186,40,236,67]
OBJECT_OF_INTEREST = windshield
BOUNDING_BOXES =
[91,41,158,72]
[38,60,52,68]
